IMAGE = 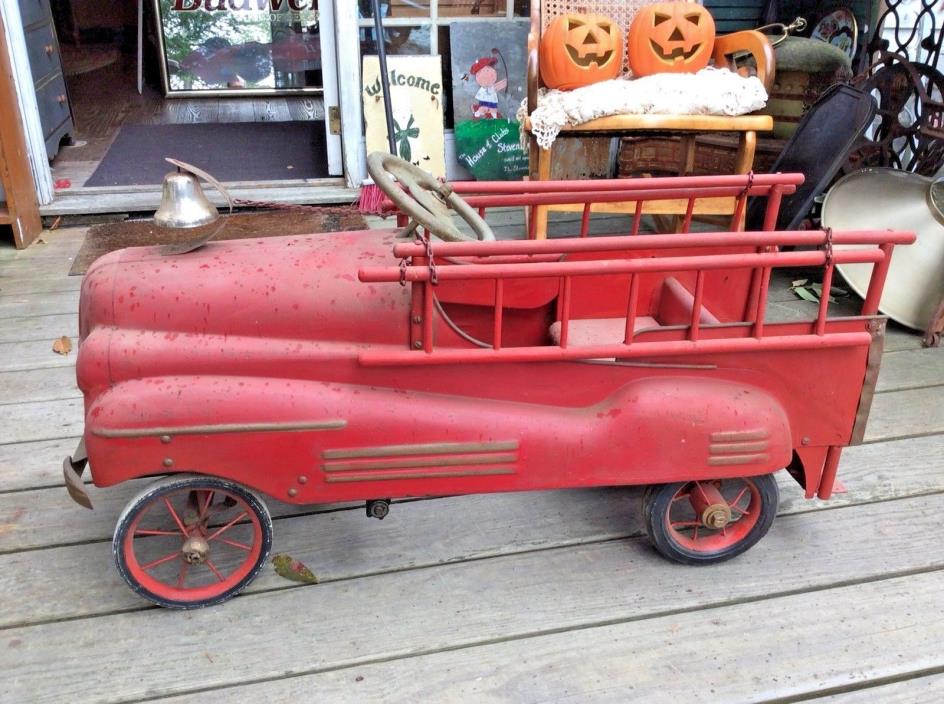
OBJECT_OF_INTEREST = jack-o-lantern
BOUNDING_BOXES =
[627,2,716,77]
[540,14,623,90]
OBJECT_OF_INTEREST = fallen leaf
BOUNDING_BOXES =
[271,553,318,584]
[52,336,73,355]
[793,286,819,303]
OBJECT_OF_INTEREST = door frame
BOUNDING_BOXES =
[6,1,362,210]
[334,0,367,189]
[0,0,54,207]
[319,0,343,176]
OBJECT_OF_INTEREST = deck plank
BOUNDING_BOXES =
[2,502,942,704]
[815,674,944,702]
[0,290,81,319]
[0,340,77,374]
[0,366,79,405]
[0,436,82,490]
[864,385,944,443]
[0,274,83,295]
[875,347,944,393]
[0,434,942,622]
[148,571,944,704]
[0,397,84,445]
[0,313,78,345]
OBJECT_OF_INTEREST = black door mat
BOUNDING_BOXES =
[84,121,330,187]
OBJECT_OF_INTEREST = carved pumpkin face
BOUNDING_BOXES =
[627,3,716,77]
[540,14,623,90]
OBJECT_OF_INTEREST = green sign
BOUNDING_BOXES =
[454,119,528,181]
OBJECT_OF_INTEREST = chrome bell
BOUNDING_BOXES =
[154,167,219,229]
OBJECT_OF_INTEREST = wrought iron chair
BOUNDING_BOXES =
[525,0,776,237]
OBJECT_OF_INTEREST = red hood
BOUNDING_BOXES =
[79,228,409,344]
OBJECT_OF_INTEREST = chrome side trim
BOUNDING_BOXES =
[325,467,516,483]
[707,454,770,466]
[93,420,347,439]
[709,429,770,443]
[323,453,518,473]
[322,440,519,460]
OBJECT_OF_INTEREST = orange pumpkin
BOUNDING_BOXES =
[540,14,623,90]
[627,2,716,77]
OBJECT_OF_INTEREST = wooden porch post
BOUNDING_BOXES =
[0,12,42,249]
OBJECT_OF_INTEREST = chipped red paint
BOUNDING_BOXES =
[74,173,912,511]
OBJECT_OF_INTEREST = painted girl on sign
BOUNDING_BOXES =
[469,56,508,119]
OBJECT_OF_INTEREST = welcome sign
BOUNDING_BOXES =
[362,55,446,179]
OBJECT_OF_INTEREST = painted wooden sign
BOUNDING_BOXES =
[450,20,530,181]
[362,55,446,179]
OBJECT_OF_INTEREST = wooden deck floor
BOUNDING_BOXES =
[1,216,943,703]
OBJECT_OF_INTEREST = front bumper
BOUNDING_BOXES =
[63,437,92,509]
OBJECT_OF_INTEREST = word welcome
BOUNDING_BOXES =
[172,0,317,11]
[365,71,441,97]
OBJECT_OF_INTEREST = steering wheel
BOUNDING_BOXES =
[367,152,495,242]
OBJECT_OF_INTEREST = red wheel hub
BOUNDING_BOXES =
[122,487,264,604]
[665,478,762,553]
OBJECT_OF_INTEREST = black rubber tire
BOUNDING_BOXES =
[113,475,273,609]
[643,474,779,565]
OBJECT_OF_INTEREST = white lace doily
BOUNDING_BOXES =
[520,68,769,150]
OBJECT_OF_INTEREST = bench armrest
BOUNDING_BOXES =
[712,30,776,93]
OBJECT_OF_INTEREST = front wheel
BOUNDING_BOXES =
[643,474,779,565]
[113,475,273,608]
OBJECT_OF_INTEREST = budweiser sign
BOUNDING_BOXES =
[172,0,317,10]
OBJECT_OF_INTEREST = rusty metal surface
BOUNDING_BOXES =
[62,438,92,510]
[924,297,944,347]
[850,53,944,176]
[868,0,943,68]
[851,318,886,446]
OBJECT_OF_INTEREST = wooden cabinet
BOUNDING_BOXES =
[18,0,74,159]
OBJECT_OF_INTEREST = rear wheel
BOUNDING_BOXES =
[643,474,778,565]
[113,475,273,608]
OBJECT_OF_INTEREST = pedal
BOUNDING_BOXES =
[366,499,390,520]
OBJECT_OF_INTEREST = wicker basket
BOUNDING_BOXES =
[617,134,785,177]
